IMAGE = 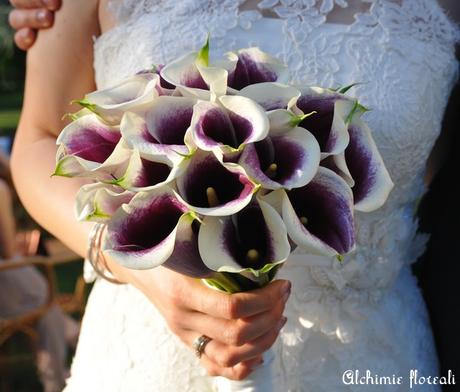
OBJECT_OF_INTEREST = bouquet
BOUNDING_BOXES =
[54,38,393,391]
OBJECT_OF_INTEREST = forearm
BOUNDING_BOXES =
[10,130,139,284]
[11,129,92,257]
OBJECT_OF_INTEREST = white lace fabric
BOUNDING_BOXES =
[67,1,460,391]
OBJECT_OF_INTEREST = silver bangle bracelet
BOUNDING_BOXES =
[87,223,125,285]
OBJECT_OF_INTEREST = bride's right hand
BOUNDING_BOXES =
[8,0,61,50]
[109,261,291,381]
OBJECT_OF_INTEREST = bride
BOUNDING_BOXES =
[9,0,459,390]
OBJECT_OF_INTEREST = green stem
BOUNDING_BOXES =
[256,272,270,287]
[203,272,242,294]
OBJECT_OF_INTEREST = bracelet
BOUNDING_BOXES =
[87,223,125,285]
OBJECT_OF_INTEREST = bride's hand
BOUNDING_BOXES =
[109,261,291,381]
[8,0,61,50]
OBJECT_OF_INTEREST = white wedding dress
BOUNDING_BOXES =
[64,1,459,391]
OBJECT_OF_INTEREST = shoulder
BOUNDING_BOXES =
[21,0,100,136]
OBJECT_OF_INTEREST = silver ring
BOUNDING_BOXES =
[192,335,212,358]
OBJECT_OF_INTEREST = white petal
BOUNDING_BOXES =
[239,82,300,111]
[84,74,160,124]
[198,198,290,273]
[75,183,133,222]
[218,95,269,143]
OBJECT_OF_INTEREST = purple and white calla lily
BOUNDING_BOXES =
[160,37,234,95]
[120,96,197,162]
[103,187,199,270]
[198,198,290,278]
[239,83,320,135]
[239,127,321,190]
[76,73,160,124]
[295,87,355,158]
[187,95,269,154]
[75,183,134,222]
[226,48,289,91]
[54,114,130,179]
[263,167,355,258]
[176,150,257,216]
[340,116,393,212]
[162,218,214,279]
[113,150,181,191]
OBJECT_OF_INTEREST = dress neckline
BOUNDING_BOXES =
[94,15,348,50]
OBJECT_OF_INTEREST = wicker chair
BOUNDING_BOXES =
[0,250,84,374]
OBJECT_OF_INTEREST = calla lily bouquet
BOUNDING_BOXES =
[54,38,393,294]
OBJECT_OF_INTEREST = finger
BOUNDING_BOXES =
[9,0,45,8]
[9,8,53,30]
[9,0,60,10]
[14,28,36,51]
[185,279,291,320]
[42,0,61,11]
[200,355,256,381]
[178,300,287,346]
[180,315,285,369]
[204,317,286,368]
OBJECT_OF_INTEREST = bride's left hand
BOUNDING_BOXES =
[105,261,290,380]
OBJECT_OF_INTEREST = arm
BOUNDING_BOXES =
[10,0,290,380]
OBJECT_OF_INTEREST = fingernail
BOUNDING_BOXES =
[277,317,287,331]
[37,10,50,26]
[42,0,57,10]
[281,281,291,297]
[282,290,290,303]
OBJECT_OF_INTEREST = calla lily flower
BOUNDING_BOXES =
[187,95,269,154]
[103,187,198,270]
[162,218,214,278]
[76,73,160,124]
[54,114,130,179]
[161,52,208,90]
[75,183,134,222]
[239,82,300,111]
[120,96,197,162]
[226,48,289,91]
[264,167,355,257]
[176,150,257,216]
[161,42,288,95]
[340,116,393,212]
[240,83,320,136]
[198,198,290,276]
[113,150,181,191]
[239,127,321,190]
[161,37,234,97]
[295,87,355,158]
[149,65,176,93]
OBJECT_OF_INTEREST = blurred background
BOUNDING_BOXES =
[1,2,87,391]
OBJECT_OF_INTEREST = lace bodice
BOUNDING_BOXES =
[64,2,460,391]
